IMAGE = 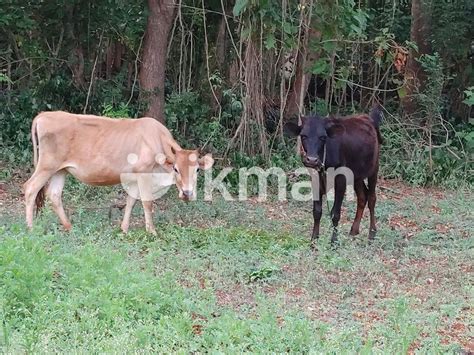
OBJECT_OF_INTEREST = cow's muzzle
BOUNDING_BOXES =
[181,189,194,202]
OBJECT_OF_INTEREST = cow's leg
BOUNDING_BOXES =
[330,175,346,245]
[311,189,323,250]
[141,201,156,235]
[349,179,368,236]
[136,174,156,235]
[367,172,378,240]
[46,170,71,231]
[121,194,137,233]
[24,169,55,229]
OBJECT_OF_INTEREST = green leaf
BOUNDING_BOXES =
[264,33,276,49]
[241,26,251,40]
[233,0,248,17]
[282,22,297,35]
[322,41,337,53]
[311,60,330,76]
[0,73,12,84]
[462,96,474,106]
[398,86,407,99]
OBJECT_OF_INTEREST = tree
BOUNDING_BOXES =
[139,0,177,122]
[401,0,432,116]
[284,28,320,119]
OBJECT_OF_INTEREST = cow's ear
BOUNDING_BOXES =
[155,152,175,172]
[198,154,214,170]
[163,158,174,172]
[325,120,345,138]
[284,122,302,136]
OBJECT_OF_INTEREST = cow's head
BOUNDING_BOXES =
[285,115,344,171]
[164,149,214,201]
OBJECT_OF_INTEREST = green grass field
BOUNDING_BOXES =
[0,171,472,353]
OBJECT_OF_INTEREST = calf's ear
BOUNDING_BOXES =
[198,154,214,170]
[283,122,302,136]
[325,120,345,138]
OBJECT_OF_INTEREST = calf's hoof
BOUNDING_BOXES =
[310,233,319,251]
[330,229,339,247]
[349,228,359,236]
[330,239,341,250]
[368,229,377,241]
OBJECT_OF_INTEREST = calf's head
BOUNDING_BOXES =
[285,115,344,171]
[165,149,214,201]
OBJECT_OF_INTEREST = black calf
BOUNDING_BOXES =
[285,105,383,247]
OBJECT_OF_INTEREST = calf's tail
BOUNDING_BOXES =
[369,104,383,144]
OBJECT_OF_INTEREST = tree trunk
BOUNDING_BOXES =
[70,46,86,89]
[284,28,321,119]
[215,13,227,72]
[106,40,114,80]
[401,0,432,116]
[139,0,177,122]
[230,38,268,157]
[64,4,86,89]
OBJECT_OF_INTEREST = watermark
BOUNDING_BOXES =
[120,152,355,202]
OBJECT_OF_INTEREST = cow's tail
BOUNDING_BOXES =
[32,116,39,167]
[35,186,46,214]
[369,104,383,144]
[31,114,46,213]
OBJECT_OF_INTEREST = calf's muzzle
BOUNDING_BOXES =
[302,155,323,170]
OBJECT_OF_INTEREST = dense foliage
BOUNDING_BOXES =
[0,0,472,185]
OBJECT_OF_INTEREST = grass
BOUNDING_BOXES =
[0,173,473,352]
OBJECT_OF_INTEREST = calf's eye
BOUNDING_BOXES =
[320,136,327,142]
[173,166,179,174]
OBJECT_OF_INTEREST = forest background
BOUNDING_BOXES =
[0,0,472,186]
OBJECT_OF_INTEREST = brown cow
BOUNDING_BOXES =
[24,111,214,234]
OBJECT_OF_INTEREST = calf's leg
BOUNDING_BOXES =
[367,172,378,240]
[330,175,346,245]
[46,171,71,231]
[310,172,324,249]
[311,197,323,249]
[349,179,368,236]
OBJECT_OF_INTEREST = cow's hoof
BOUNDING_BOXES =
[147,228,157,236]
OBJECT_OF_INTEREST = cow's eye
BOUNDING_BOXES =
[196,166,200,173]
[173,166,179,174]
[319,136,327,142]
